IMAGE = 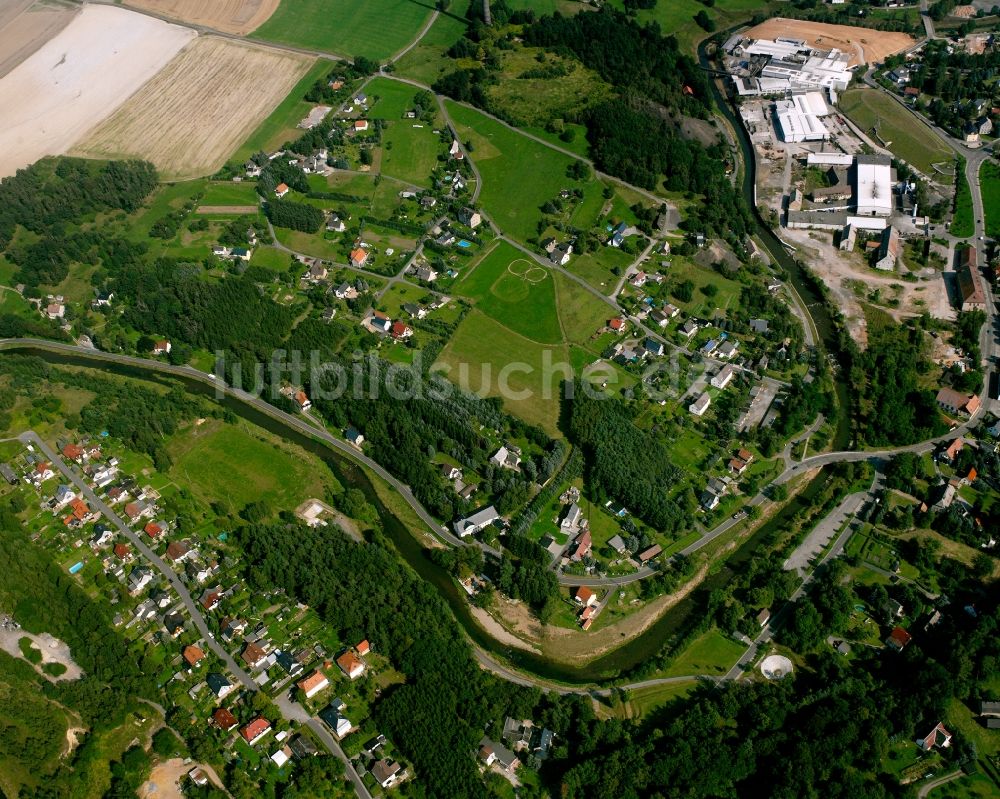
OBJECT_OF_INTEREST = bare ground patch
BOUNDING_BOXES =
[0,0,78,80]
[196,204,258,214]
[744,18,914,66]
[125,0,280,35]
[0,627,83,682]
[0,4,195,177]
[72,36,313,180]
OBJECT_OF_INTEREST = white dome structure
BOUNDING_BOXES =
[760,654,794,680]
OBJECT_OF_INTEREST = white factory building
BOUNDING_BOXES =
[727,37,854,97]
[854,154,894,217]
[774,91,832,142]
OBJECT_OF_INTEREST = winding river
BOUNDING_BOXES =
[6,38,857,685]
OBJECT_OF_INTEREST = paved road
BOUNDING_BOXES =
[916,769,963,798]
[20,430,261,690]
[24,430,377,796]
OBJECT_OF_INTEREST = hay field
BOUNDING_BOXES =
[72,37,313,180]
[0,0,79,79]
[124,0,279,35]
[0,4,195,177]
[744,18,914,66]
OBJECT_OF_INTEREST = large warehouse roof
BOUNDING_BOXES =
[854,154,893,216]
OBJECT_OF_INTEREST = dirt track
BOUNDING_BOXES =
[71,36,312,180]
[124,0,280,35]
[196,205,259,214]
[744,18,914,67]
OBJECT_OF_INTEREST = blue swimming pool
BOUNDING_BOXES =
[457,240,472,248]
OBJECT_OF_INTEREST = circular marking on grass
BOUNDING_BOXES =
[523,266,546,283]
[507,258,532,277]
[491,273,530,303]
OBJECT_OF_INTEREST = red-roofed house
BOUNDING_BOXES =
[113,543,131,561]
[390,321,413,340]
[574,586,596,607]
[297,670,330,699]
[68,498,90,521]
[241,717,272,746]
[350,248,368,268]
[35,462,54,482]
[966,467,978,484]
[242,642,267,669]
[886,626,912,651]
[941,438,964,462]
[609,318,625,333]
[569,529,592,562]
[275,183,290,198]
[212,707,238,731]
[337,651,365,680]
[144,522,164,539]
[917,722,952,751]
[62,443,85,463]
[354,119,369,132]
[152,340,171,356]
[183,645,205,667]
[356,639,370,657]
[294,390,311,412]
[200,588,221,612]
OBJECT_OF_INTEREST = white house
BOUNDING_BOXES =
[689,393,711,417]
[453,506,499,538]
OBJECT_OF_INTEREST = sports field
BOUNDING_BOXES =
[446,101,597,244]
[839,89,953,176]
[434,310,567,435]
[124,0,279,34]
[251,0,435,61]
[0,4,195,177]
[72,37,313,180]
[456,242,562,344]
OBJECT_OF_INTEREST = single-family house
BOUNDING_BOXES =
[574,586,597,607]
[458,207,482,229]
[608,221,628,248]
[297,670,330,699]
[403,303,427,319]
[700,489,720,511]
[241,718,272,746]
[711,364,736,389]
[346,427,365,447]
[199,588,221,612]
[680,320,699,339]
[337,651,365,680]
[165,540,191,562]
[939,438,964,462]
[391,321,413,340]
[294,390,311,412]
[372,759,404,789]
[569,529,592,561]
[608,317,626,334]
[274,183,289,198]
[414,265,438,282]
[334,281,358,300]
[356,639,371,657]
[212,707,238,731]
[479,737,519,772]
[207,673,235,700]
[242,642,268,669]
[560,502,585,534]
[689,392,711,417]
[144,521,164,539]
[163,612,185,637]
[183,645,206,668]
[644,338,665,357]
[350,248,368,268]
[128,567,153,595]
[886,625,912,651]
[369,311,392,334]
[917,722,952,751]
[490,445,521,471]
[717,340,739,359]
[607,534,627,554]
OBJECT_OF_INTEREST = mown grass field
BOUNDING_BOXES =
[251,0,435,61]
[366,77,425,120]
[840,89,953,176]
[980,160,1000,239]
[661,628,745,677]
[167,419,337,512]
[951,161,975,238]
[553,271,614,345]
[456,241,562,343]
[380,118,446,189]
[446,100,597,244]
[434,309,567,434]
[392,11,469,86]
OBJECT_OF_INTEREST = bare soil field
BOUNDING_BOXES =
[196,204,258,214]
[0,4,195,178]
[0,0,78,80]
[744,18,914,66]
[72,37,313,180]
[124,0,280,35]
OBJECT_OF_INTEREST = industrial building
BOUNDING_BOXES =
[725,37,854,96]
[774,91,832,142]
[854,154,894,217]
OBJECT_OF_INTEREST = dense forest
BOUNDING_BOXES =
[848,319,948,446]
[0,159,157,290]
[565,380,690,533]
